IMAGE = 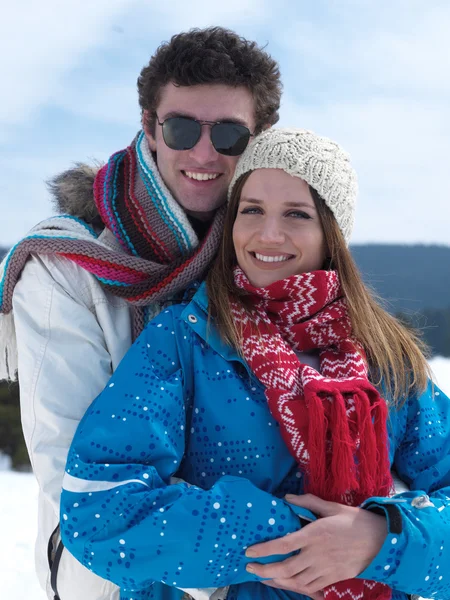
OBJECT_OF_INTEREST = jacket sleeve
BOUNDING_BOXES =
[357,381,450,598]
[13,254,132,515]
[60,310,312,594]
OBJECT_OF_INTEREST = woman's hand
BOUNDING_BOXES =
[245,494,387,597]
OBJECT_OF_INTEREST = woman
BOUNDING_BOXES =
[60,129,450,600]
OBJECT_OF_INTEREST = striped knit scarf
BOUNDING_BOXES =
[0,131,224,380]
[232,268,393,600]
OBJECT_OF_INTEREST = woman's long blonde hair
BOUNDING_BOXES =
[206,171,431,406]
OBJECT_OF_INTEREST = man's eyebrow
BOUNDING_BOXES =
[239,197,315,209]
[160,111,249,126]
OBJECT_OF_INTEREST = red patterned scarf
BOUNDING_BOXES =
[232,267,393,600]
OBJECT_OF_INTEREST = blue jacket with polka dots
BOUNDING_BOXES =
[61,282,450,600]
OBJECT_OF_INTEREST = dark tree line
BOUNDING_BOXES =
[398,306,450,358]
[0,380,29,469]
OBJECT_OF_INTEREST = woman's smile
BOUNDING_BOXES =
[249,251,295,267]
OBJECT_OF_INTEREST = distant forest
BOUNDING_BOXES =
[351,244,450,312]
[1,243,449,468]
[351,244,450,358]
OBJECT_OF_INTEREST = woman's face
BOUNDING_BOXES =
[232,169,327,288]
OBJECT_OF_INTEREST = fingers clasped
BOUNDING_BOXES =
[247,552,309,580]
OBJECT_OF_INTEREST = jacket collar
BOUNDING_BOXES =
[181,281,245,365]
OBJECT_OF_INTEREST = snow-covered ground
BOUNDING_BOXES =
[0,466,46,599]
[1,357,449,600]
[429,355,450,392]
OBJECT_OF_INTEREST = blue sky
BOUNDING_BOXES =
[1,0,449,247]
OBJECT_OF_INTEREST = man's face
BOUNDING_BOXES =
[144,83,256,221]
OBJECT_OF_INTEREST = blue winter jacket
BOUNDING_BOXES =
[61,283,450,600]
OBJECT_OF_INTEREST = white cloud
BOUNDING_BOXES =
[137,0,271,32]
[276,2,450,98]
[1,1,449,246]
[273,2,450,244]
[0,0,133,132]
[52,81,140,129]
[44,0,279,128]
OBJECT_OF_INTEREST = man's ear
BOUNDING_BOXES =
[142,110,157,151]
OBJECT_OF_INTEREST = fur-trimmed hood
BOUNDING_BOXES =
[48,163,102,226]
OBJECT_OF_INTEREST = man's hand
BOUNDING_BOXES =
[245,494,387,596]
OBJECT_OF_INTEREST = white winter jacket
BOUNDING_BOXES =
[13,228,132,600]
[13,226,225,600]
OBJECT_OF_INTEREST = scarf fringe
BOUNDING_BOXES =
[0,310,18,381]
[304,386,392,504]
[329,391,359,498]
[305,390,327,498]
[355,390,378,497]
[372,394,393,496]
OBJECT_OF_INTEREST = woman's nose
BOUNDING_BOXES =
[257,219,285,244]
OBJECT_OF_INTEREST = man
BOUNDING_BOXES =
[0,27,281,600]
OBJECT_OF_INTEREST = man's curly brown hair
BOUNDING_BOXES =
[137,27,282,135]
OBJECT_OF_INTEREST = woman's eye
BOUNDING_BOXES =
[240,207,262,215]
[287,210,312,219]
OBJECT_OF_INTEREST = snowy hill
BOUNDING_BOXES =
[0,471,45,599]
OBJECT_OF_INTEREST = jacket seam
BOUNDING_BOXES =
[28,282,55,482]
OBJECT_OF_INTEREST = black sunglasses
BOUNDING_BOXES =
[155,114,253,156]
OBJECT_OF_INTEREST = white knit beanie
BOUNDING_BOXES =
[229,128,358,244]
